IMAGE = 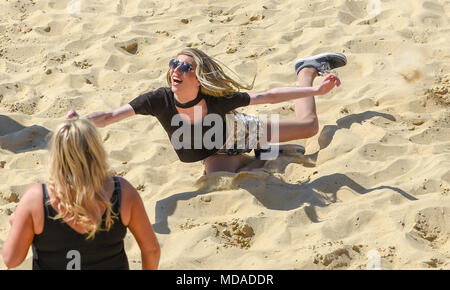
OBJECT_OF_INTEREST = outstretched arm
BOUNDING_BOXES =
[248,74,340,105]
[65,104,135,128]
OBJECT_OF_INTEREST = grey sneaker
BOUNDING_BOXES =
[295,52,347,75]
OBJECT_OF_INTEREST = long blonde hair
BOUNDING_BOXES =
[166,47,255,97]
[47,118,116,239]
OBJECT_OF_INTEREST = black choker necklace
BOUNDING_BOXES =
[174,93,204,108]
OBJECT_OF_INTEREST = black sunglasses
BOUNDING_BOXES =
[169,59,193,73]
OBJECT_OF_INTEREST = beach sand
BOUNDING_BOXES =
[0,0,449,269]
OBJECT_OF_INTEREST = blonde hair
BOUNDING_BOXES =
[47,118,116,239]
[166,47,255,97]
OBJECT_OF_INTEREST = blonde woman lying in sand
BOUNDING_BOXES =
[66,48,345,174]
[2,118,160,270]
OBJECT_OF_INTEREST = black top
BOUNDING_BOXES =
[129,87,251,162]
[32,177,129,270]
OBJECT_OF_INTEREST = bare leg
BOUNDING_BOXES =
[237,159,266,172]
[267,67,319,142]
[204,68,319,174]
[203,154,243,174]
[295,67,318,122]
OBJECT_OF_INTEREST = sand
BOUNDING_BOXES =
[0,0,449,270]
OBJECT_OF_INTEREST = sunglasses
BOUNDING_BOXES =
[169,59,194,73]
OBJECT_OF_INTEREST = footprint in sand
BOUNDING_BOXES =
[406,207,450,249]
[115,39,140,55]
[358,143,407,162]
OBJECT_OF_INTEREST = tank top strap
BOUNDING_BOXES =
[42,184,57,217]
[112,177,122,211]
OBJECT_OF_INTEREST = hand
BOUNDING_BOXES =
[65,109,80,120]
[316,73,341,95]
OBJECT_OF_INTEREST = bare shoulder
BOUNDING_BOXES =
[16,183,44,234]
[20,183,44,209]
[116,177,139,199]
[116,177,141,226]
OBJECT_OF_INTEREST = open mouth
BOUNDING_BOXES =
[172,75,183,84]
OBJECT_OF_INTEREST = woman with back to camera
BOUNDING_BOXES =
[66,48,345,173]
[2,118,160,270]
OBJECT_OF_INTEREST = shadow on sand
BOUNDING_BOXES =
[0,115,50,153]
[153,171,416,234]
[153,108,412,235]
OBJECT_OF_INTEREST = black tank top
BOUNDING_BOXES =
[128,87,251,162]
[32,177,129,270]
